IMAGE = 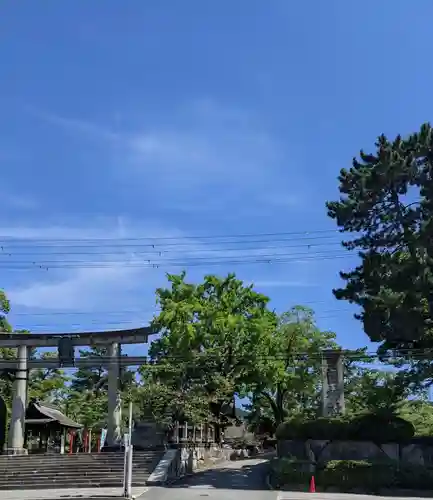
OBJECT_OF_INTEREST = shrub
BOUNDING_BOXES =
[350,414,414,443]
[276,413,414,442]
[397,464,433,490]
[272,458,433,492]
[318,460,397,492]
[276,417,349,441]
[270,458,314,489]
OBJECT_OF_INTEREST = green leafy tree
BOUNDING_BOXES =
[139,272,277,433]
[398,400,433,436]
[344,367,409,416]
[247,306,338,433]
[62,389,108,429]
[0,290,11,334]
[326,123,433,381]
[0,292,30,409]
[0,291,13,408]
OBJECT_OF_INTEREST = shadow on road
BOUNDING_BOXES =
[165,460,271,490]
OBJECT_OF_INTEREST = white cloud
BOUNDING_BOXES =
[3,220,170,312]
[9,264,138,311]
[3,218,317,314]
[126,106,279,191]
[27,100,299,212]
[25,107,120,143]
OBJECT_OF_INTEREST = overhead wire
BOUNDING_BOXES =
[0,252,355,270]
[0,349,432,368]
[0,228,341,245]
[0,228,362,272]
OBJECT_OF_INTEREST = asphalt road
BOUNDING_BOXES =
[143,458,431,500]
[8,457,428,500]
[144,457,276,500]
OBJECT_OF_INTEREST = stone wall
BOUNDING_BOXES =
[146,444,233,485]
[278,439,433,466]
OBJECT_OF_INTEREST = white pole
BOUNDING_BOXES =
[123,401,134,499]
[126,444,133,499]
[128,401,133,438]
[123,441,128,495]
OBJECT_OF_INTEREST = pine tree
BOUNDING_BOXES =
[327,123,433,377]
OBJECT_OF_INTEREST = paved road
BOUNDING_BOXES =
[7,458,429,500]
[144,457,276,500]
[144,458,431,500]
[5,486,148,500]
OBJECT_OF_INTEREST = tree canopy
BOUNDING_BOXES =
[139,272,277,429]
[1,271,433,440]
[327,123,433,365]
[247,306,337,432]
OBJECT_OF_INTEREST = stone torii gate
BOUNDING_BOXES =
[0,327,152,455]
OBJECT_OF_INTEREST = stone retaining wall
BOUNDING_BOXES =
[278,439,433,465]
[146,444,233,485]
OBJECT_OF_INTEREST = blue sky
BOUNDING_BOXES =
[1,0,433,358]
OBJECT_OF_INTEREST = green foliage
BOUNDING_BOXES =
[28,351,70,405]
[276,417,348,440]
[326,123,433,373]
[269,457,313,489]
[139,272,277,429]
[272,459,433,492]
[62,389,108,429]
[247,306,337,432]
[344,366,409,416]
[319,460,397,492]
[350,413,414,442]
[0,290,11,333]
[398,400,433,436]
[71,347,109,394]
[276,414,414,442]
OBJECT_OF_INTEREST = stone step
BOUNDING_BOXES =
[0,463,154,476]
[1,457,156,463]
[0,480,148,490]
[1,470,151,479]
[0,455,157,469]
[2,450,163,490]
[0,452,156,460]
[0,462,156,471]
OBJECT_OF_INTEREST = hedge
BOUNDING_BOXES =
[269,458,313,489]
[276,414,415,442]
[271,459,433,492]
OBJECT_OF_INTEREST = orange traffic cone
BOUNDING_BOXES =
[309,475,316,493]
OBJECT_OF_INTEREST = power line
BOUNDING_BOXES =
[0,252,355,271]
[10,303,351,317]
[12,312,356,331]
[0,228,340,245]
[0,246,353,261]
[0,349,431,367]
[0,239,344,256]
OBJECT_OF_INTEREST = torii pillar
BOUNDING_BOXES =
[0,327,151,455]
[106,342,122,448]
[5,345,28,455]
